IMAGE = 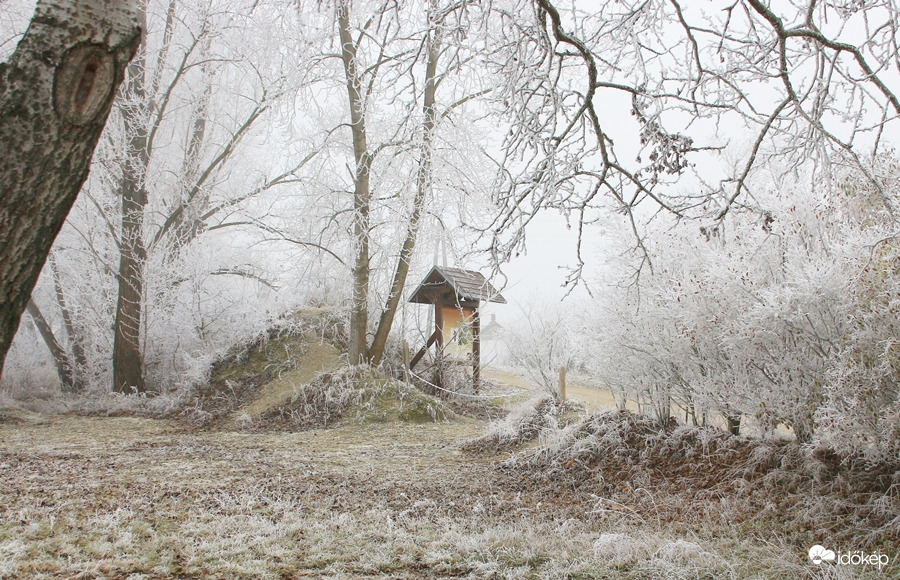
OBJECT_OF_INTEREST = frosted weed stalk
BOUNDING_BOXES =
[461,395,584,454]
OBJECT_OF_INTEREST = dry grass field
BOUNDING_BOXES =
[0,331,896,578]
[1,404,896,579]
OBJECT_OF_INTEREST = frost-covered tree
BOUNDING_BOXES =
[313,0,494,365]
[819,156,900,461]
[487,0,900,283]
[505,300,577,399]
[6,0,330,393]
[104,0,310,392]
[592,181,848,438]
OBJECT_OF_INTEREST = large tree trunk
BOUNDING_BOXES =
[337,0,372,365]
[0,0,142,378]
[113,45,150,394]
[112,170,147,393]
[368,10,441,366]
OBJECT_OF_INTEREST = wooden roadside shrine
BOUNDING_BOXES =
[407,266,506,391]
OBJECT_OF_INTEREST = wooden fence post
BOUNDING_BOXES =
[402,340,410,384]
[559,366,566,402]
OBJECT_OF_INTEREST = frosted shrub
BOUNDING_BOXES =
[503,301,577,399]
[589,160,900,460]
[819,242,900,462]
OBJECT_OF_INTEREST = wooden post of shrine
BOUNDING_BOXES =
[432,291,444,390]
[472,308,481,392]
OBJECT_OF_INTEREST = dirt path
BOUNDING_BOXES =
[482,367,636,412]
[0,415,585,579]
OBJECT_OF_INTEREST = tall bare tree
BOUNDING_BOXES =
[103,0,309,392]
[112,16,153,393]
[336,0,374,364]
[0,0,326,393]
[366,2,441,366]
[333,0,490,366]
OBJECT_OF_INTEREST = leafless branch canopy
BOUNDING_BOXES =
[487,0,900,282]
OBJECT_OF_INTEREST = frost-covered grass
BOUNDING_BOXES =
[0,384,190,420]
[255,365,453,430]
[0,492,756,579]
[0,412,896,579]
[0,479,800,578]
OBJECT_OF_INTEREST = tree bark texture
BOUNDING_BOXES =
[337,0,372,365]
[112,203,146,393]
[0,0,142,378]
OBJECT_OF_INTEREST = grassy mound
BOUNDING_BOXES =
[500,410,900,553]
[255,366,453,431]
[187,309,457,431]
[188,309,344,426]
[188,330,304,425]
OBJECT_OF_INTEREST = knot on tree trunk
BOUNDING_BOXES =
[53,43,117,126]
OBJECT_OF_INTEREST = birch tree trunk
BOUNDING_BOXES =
[367,7,441,366]
[337,0,372,366]
[0,0,142,378]
[112,45,149,394]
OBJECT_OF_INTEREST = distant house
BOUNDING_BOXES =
[478,313,508,368]
[480,313,504,339]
